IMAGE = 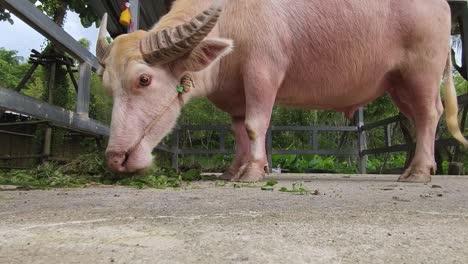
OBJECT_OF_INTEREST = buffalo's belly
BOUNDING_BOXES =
[275,71,387,110]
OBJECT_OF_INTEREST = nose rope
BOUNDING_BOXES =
[125,73,194,156]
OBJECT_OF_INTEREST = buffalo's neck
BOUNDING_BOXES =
[186,63,222,99]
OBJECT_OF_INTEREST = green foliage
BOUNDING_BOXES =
[0,48,28,89]
[32,0,97,27]
[0,48,46,97]
[278,182,318,195]
[1,0,98,27]
[0,153,204,189]
[454,73,468,95]
[261,180,278,191]
[180,98,230,124]
[78,38,91,50]
[0,1,36,24]
[272,155,358,174]
[0,6,14,25]
[88,73,113,124]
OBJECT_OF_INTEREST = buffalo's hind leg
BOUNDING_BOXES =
[220,116,250,181]
[388,73,444,183]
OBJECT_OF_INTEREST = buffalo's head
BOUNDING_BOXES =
[97,6,233,173]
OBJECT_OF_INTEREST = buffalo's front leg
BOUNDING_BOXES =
[237,69,281,182]
[220,116,250,181]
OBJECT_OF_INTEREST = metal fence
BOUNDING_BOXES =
[157,109,368,173]
[158,92,468,174]
[0,0,108,136]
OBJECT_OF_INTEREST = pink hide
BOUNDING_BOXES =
[101,0,463,183]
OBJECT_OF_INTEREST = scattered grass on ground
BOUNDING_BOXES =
[278,182,319,195]
[0,153,203,190]
[0,154,322,195]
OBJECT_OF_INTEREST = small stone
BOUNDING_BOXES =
[437,194,443,197]
[431,185,442,189]
[114,194,120,197]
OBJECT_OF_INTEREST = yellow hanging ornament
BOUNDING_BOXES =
[119,2,132,27]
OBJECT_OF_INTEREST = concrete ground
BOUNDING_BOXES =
[0,174,467,264]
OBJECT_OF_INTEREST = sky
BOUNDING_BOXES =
[0,11,99,60]
[452,35,462,67]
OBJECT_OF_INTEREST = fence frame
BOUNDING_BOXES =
[0,0,109,137]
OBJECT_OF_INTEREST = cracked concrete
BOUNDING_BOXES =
[0,174,467,264]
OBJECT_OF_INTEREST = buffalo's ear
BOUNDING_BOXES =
[173,37,234,73]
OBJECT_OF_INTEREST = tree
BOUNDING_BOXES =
[78,38,91,50]
[0,1,35,24]
[0,0,98,28]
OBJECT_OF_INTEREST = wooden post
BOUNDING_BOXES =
[312,129,318,151]
[219,127,226,151]
[458,2,468,80]
[76,62,91,118]
[171,128,179,170]
[128,0,140,33]
[462,4,468,79]
[15,63,39,92]
[266,127,273,173]
[357,108,367,174]
[384,124,392,147]
[43,62,56,163]
[66,63,78,92]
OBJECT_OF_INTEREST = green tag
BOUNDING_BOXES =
[176,85,184,93]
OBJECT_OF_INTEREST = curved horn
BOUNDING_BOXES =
[140,6,222,64]
[96,13,111,65]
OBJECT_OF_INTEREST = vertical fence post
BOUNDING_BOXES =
[266,127,273,173]
[171,128,179,171]
[312,129,318,151]
[42,62,56,163]
[219,127,226,152]
[128,0,140,33]
[462,4,468,79]
[76,62,91,118]
[357,108,367,174]
[384,124,392,147]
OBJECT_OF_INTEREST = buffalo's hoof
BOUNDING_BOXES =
[238,163,267,183]
[398,170,431,183]
[239,174,265,183]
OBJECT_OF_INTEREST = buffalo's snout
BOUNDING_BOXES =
[106,151,128,173]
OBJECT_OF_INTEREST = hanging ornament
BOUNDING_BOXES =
[119,1,132,27]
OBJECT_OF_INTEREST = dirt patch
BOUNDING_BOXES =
[0,175,467,264]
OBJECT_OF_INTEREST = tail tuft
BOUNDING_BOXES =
[444,52,468,148]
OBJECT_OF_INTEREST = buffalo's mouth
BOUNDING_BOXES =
[106,146,152,174]
[106,151,128,173]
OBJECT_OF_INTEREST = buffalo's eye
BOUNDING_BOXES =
[138,74,152,87]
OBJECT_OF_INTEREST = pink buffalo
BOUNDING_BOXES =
[97,0,467,183]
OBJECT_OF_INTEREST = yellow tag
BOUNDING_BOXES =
[119,9,131,27]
